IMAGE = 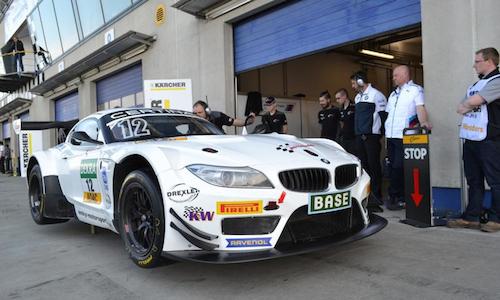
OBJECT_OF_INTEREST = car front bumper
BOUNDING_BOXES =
[162,213,387,264]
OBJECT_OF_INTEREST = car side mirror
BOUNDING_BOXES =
[71,131,103,145]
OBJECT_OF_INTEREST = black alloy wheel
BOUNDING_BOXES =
[28,165,68,224]
[119,170,165,268]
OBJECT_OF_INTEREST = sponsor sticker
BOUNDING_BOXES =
[183,206,215,221]
[308,191,351,214]
[167,184,199,202]
[80,159,98,179]
[83,192,102,204]
[217,201,263,215]
[403,134,428,145]
[226,238,272,248]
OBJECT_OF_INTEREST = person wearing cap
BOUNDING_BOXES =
[261,96,288,134]
[317,90,340,141]
[192,100,254,132]
[351,71,387,213]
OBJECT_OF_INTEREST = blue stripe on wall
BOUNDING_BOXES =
[2,121,9,139]
[234,0,421,73]
[96,63,143,105]
[55,91,79,122]
[432,187,492,218]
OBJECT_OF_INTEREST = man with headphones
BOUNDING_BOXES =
[384,65,432,210]
[192,100,254,132]
[350,71,387,213]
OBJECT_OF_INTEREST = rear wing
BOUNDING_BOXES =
[19,119,79,144]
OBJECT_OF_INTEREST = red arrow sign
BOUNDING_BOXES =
[411,168,423,207]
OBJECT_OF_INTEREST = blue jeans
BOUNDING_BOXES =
[462,140,500,222]
[15,54,24,72]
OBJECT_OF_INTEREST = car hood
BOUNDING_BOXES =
[133,134,357,169]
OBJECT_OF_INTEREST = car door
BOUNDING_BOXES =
[59,118,105,209]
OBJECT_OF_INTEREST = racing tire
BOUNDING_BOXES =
[28,165,69,225]
[118,170,165,268]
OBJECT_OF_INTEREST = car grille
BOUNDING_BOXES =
[276,201,364,248]
[222,216,280,235]
[335,164,358,190]
[278,168,329,192]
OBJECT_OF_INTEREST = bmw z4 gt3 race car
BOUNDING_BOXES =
[27,108,387,268]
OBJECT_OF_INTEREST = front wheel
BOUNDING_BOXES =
[118,170,165,268]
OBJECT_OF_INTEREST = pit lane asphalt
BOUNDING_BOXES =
[1,173,499,300]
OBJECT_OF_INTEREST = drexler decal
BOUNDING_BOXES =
[167,184,199,202]
[226,238,271,248]
[183,206,215,221]
[216,201,263,215]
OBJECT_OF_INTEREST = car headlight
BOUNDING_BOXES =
[186,165,274,188]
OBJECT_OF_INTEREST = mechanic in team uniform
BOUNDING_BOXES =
[351,71,387,213]
[335,88,357,156]
[317,90,340,141]
[193,100,254,132]
[261,96,288,134]
[384,65,431,211]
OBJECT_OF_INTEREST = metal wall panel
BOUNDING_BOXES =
[234,0,421,73]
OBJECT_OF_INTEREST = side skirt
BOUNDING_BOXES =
[43,176,75,219]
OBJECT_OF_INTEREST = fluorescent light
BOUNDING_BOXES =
[359,49,394,59]
[206,0,253,20]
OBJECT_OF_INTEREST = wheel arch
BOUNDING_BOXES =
[112,154,162,226]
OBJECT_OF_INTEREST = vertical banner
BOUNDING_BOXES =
[18,131,43,177]
[144,79,192,111]
[15,119,44,178]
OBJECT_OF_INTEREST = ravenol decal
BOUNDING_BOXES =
[83,192,102,204]
[80,159,98,179]
[226,238,272,248]
[183,206,214,221]
[216,201,263,215]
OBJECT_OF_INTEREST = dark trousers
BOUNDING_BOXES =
[387,138,404,199]
[356,134,382,201]
[0,157,4,173]
[341,137,357,157]
[15,54,24,72]
[463,140,500,222]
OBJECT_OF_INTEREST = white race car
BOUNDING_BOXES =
[26,108,386,268]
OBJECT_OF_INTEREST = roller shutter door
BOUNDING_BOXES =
[96,63,143,109]
[234,0,421,73]
[2,120,9,139]
[55,92,79,121]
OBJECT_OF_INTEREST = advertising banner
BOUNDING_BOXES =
[18,130,43,178]
[144,79,192,111]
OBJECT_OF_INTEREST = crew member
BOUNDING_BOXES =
[335,88,356,155]
[261,96,288,134]
[384,65,432,210]
[449,47,500,233]
[318,91,340,141]
[192,100,254,132]
[351,71,387,213]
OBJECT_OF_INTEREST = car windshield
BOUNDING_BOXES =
[104,113,223,142]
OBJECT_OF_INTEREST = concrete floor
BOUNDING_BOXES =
[1,174,499,300]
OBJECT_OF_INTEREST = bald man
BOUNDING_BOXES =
[384,65,432,210]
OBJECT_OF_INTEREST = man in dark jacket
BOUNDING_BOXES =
[12,36,25,72]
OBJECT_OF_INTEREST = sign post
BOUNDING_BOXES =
[401,127,432,227]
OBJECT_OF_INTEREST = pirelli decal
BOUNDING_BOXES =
[403,134,428,145]
[216,201,263,215]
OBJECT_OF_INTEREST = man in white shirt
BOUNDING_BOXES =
[384,65,431,210]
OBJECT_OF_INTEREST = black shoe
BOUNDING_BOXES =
[368,205,384,213]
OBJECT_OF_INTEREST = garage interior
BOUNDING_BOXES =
[236,26,423,138]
